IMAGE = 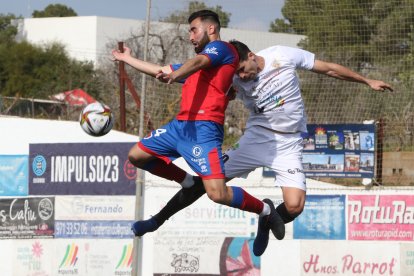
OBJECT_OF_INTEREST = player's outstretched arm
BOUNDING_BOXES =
[161,55,210,84]
[312,60,393,92]
[111,46,171,77]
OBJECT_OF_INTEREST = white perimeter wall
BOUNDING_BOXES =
[15,16,306,67]
[0,116,138,154]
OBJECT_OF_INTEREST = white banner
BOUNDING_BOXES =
[151,190,256,238]
[55,196,135,220]
[154,236,222,275]
[13,239,54,276]
[0,240,13,275]
[146,187,286,239]
[300,240,400,276]
[153,236,261,275]
[400,243,414,276]
[8,239,134,276]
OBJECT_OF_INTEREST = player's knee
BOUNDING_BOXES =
[128,151,144,168]
[205,190,226,204]
[285,200,304,217]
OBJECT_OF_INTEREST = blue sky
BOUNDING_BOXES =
[1,0,285,31]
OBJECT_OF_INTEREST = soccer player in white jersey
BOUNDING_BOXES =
[132,40,393,256]
[225,40,392,255]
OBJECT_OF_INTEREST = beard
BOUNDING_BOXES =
[193,33,210,53]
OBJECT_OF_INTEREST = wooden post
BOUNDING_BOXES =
[118,41,126,132]
[376,118,384,185]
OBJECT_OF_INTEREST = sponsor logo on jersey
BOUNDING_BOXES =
[192,145,203,158]
[204,46,219,55]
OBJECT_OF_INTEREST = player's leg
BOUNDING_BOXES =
[269,131,307,223]
[130,120,201,235]
[223,129,285,256]
[255,132,305,256]
[203,177,283,253]
[188,126,283,247]
[129,142,194,188]
[202,178,264,213]
[173,121,281,238]
[132,176,205,236]
[138,131,264,236]
[277,186,306,223]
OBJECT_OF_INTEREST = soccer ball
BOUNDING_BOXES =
[79,102,114,137]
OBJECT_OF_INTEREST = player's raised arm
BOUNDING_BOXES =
[312,60,393,92]
[162,54,210,84]
[111,45,171,77]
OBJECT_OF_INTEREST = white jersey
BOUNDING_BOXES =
[233,45,315,133]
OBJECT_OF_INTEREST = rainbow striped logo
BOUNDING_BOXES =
[59,243,79,268]
[115,244,133,269]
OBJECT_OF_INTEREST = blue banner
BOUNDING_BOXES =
[55,220,134,238]
[0,155,28,196]
[293,195,346,240]
[302,124,376,178]
[29,143,137,195]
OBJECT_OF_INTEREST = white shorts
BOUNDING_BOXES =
[224,126,306,191]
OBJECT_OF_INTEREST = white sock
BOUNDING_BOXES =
[180,173,195,188]
[260,202,270,217]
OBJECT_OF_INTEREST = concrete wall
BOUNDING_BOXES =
[14,16,306,67]
[383,152,414,185]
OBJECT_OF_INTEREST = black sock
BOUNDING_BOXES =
[276,202,297,224]
[153,180,206,225]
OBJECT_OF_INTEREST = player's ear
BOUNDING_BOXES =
[207,23,218,35]
[248,52,255,60]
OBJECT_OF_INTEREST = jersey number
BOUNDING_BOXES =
[154,128,167,137]
[144,128,167,139]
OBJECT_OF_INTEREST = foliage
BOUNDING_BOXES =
[269,18,294,33]
[269,0,414,150]
[0,14,104,102]
[0,13,18,45]
[32,4,77,18]
[0,41,101,99]
[160,1,231,27]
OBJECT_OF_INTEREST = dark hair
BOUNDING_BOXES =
[229,39,251,61]
[188,10,221,30]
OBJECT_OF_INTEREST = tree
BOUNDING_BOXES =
[268,0,414,152]
[0,13,104,101]
[269,18,294,33]
[32,4,77,18]
[161,1,231,27]
[0,41,103,99]
[0,13,18,45]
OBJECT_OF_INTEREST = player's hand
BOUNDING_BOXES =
[367,80,393,92]
[155,70,172,83]
[111,46,132,62]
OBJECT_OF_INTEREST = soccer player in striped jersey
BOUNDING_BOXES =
[111,10,284,246]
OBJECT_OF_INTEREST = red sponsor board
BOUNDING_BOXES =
[348,195,414,241]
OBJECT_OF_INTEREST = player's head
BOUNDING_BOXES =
[229,40,259,82]
[188,10,221,53]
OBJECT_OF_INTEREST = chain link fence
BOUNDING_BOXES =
[3,1,413,186]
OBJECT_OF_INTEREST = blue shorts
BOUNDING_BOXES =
[138,119,225,179]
